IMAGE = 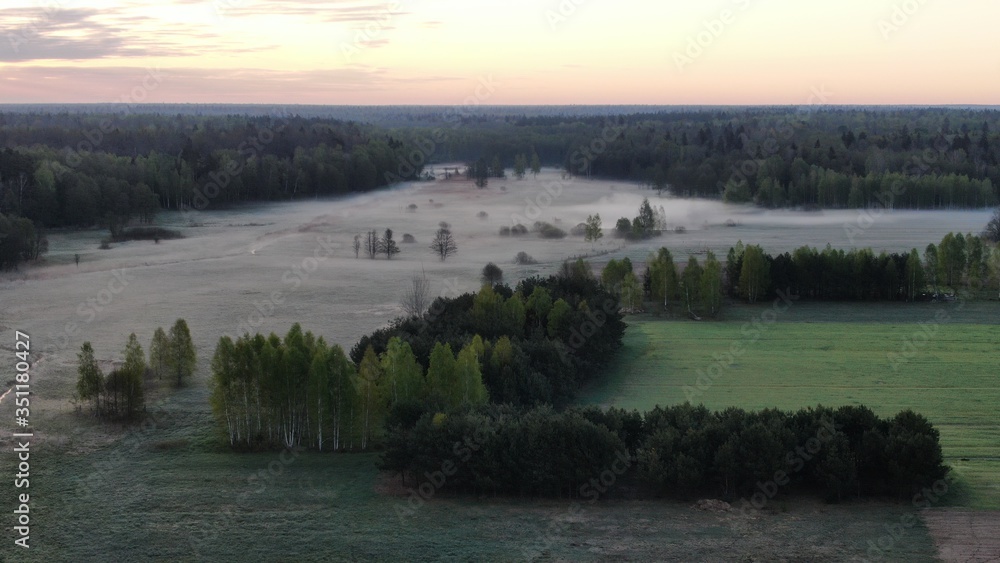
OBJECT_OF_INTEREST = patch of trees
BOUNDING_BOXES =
[718,233,1000,302]
[208,324,488,450]
[76,337,145,421]
[355,228,400,259]
[381,403,949,502]
[0,212,46,270]
[352,261,625,407]
[75,319,195,421]
[614,198,665,240]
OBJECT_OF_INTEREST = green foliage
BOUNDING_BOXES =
[648,247,679,313]
[0,212,46,270]
[167,318,196,387]
[149,327,169,379]
[76,342,104,416]
[383,403,948,501]
[700,251,723,317]
[209,325,362,450]
[584,213,603,245]
[680,256,702,315]
[739,245,770,303]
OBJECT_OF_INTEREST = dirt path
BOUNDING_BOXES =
[923,509,1000,561]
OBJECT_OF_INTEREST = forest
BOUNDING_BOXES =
[3,107,1000,269]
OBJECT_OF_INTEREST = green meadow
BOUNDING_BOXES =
[579,301,1000,509]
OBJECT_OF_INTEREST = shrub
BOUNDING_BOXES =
[514,251,537,265]
[402,233,416,243]
[534,221,566,239]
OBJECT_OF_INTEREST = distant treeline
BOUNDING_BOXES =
[382,403,949,502]
[424,108,1000,209]
[5,107,1000,271]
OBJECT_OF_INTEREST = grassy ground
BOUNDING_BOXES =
[578,301,1000,510]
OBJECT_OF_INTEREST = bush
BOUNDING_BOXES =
[534,221,566,239]
[499,226,511,237]
[477,211,489,220]
[514,251,537,265]
[402,233,416,243]
[407,204,418,212]
[569,222,588,236]
[511,224,528,236]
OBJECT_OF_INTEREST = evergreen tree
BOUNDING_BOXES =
[382,228,400,259]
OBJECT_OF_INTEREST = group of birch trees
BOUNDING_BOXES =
[208,324,488,450]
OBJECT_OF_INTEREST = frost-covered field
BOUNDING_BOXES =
[1,168,992,406]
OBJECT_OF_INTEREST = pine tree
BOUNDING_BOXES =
[382,228,400,259]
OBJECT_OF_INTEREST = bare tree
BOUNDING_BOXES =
[430,228,457,261]
[353,234,361,258]
[402,274,431,317]
[365,230,380,259]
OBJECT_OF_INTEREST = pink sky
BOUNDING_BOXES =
[1,0,997,105]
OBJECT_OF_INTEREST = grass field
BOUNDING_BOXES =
[578,301,1000,510]
[8,407,942,562]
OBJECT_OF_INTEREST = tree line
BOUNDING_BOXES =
[715,232,1000,303]
[382,402,948,502]
[208,324,488,450]
[617,232,1000,317]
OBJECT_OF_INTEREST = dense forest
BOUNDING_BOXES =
[3,107,1000,270]
[383,403,948,503]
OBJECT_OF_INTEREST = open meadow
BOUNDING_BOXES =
[1,170,996,560]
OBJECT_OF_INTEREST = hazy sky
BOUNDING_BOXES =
[1,0,996,105]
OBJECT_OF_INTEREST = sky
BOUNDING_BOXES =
[0,0,997,105]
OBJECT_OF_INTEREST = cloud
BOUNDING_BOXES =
[0,65,462,104]
[0,6,240,62]
[218,0,410,23]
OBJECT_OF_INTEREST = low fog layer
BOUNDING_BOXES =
[0,170,991,408]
